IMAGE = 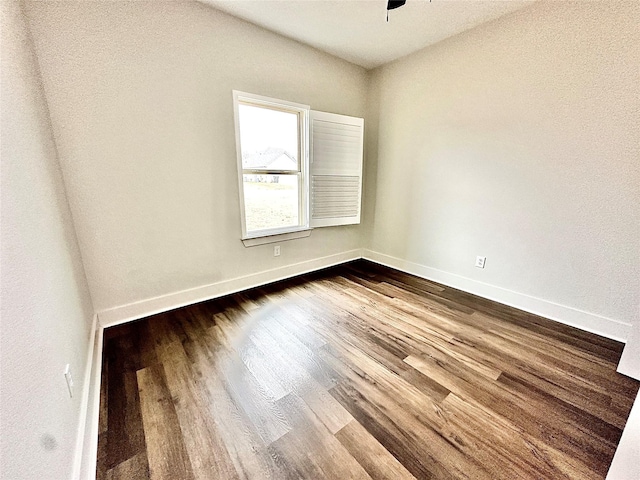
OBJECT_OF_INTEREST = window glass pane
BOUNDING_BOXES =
[243,174,299,232]
[239,104,299,172]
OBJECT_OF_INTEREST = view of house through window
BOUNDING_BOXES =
[237,102,303,234]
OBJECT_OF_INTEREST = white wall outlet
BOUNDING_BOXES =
[475,256,486,269]
[274,245,281,257]
[64,364,74,398]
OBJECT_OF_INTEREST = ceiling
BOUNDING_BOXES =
[201,0,535,69]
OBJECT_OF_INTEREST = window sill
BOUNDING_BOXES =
[241,229,312,247]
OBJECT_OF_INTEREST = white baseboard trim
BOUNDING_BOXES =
[98,247,632,341]
[98,249,363,328]
[74,322,104,480]
[80,325,104,480]
[71,314,99,480]
[617,321,640,381]
[362,250,631,343]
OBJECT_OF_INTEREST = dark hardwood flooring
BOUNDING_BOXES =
[97,260,639,480]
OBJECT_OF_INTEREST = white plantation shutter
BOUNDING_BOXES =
[309,110,364,227]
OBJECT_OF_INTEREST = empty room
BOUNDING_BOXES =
[2,0,639,479]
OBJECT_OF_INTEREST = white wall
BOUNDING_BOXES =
[367,1,639,340]
[23,1,368,317]
[0,1,95,478]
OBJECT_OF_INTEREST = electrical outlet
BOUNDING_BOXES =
[274,245,281,257]
[64,364,74,398]
[475,256,486,269]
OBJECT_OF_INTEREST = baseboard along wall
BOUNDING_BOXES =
[362,250,631,343]
[72,314,103,480]
[97,249,364,328]
[79,247,632,479]
[98,247,631,339]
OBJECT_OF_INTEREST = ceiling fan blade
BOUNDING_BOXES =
[387,0,407,10]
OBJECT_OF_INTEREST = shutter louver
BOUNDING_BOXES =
[310,111,364,228]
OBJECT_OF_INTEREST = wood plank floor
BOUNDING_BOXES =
[97,260,639,480]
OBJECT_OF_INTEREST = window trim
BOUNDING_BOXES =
[241,229,312,247]
[232,91,310,241]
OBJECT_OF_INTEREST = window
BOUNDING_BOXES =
[233,91,364,244]
[233,91,309,239]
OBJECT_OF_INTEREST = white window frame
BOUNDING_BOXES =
[233,91,310,241]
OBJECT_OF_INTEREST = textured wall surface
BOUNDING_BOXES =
[24,1,368,313]
[369,1,639,328]
[0,1,95,478]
